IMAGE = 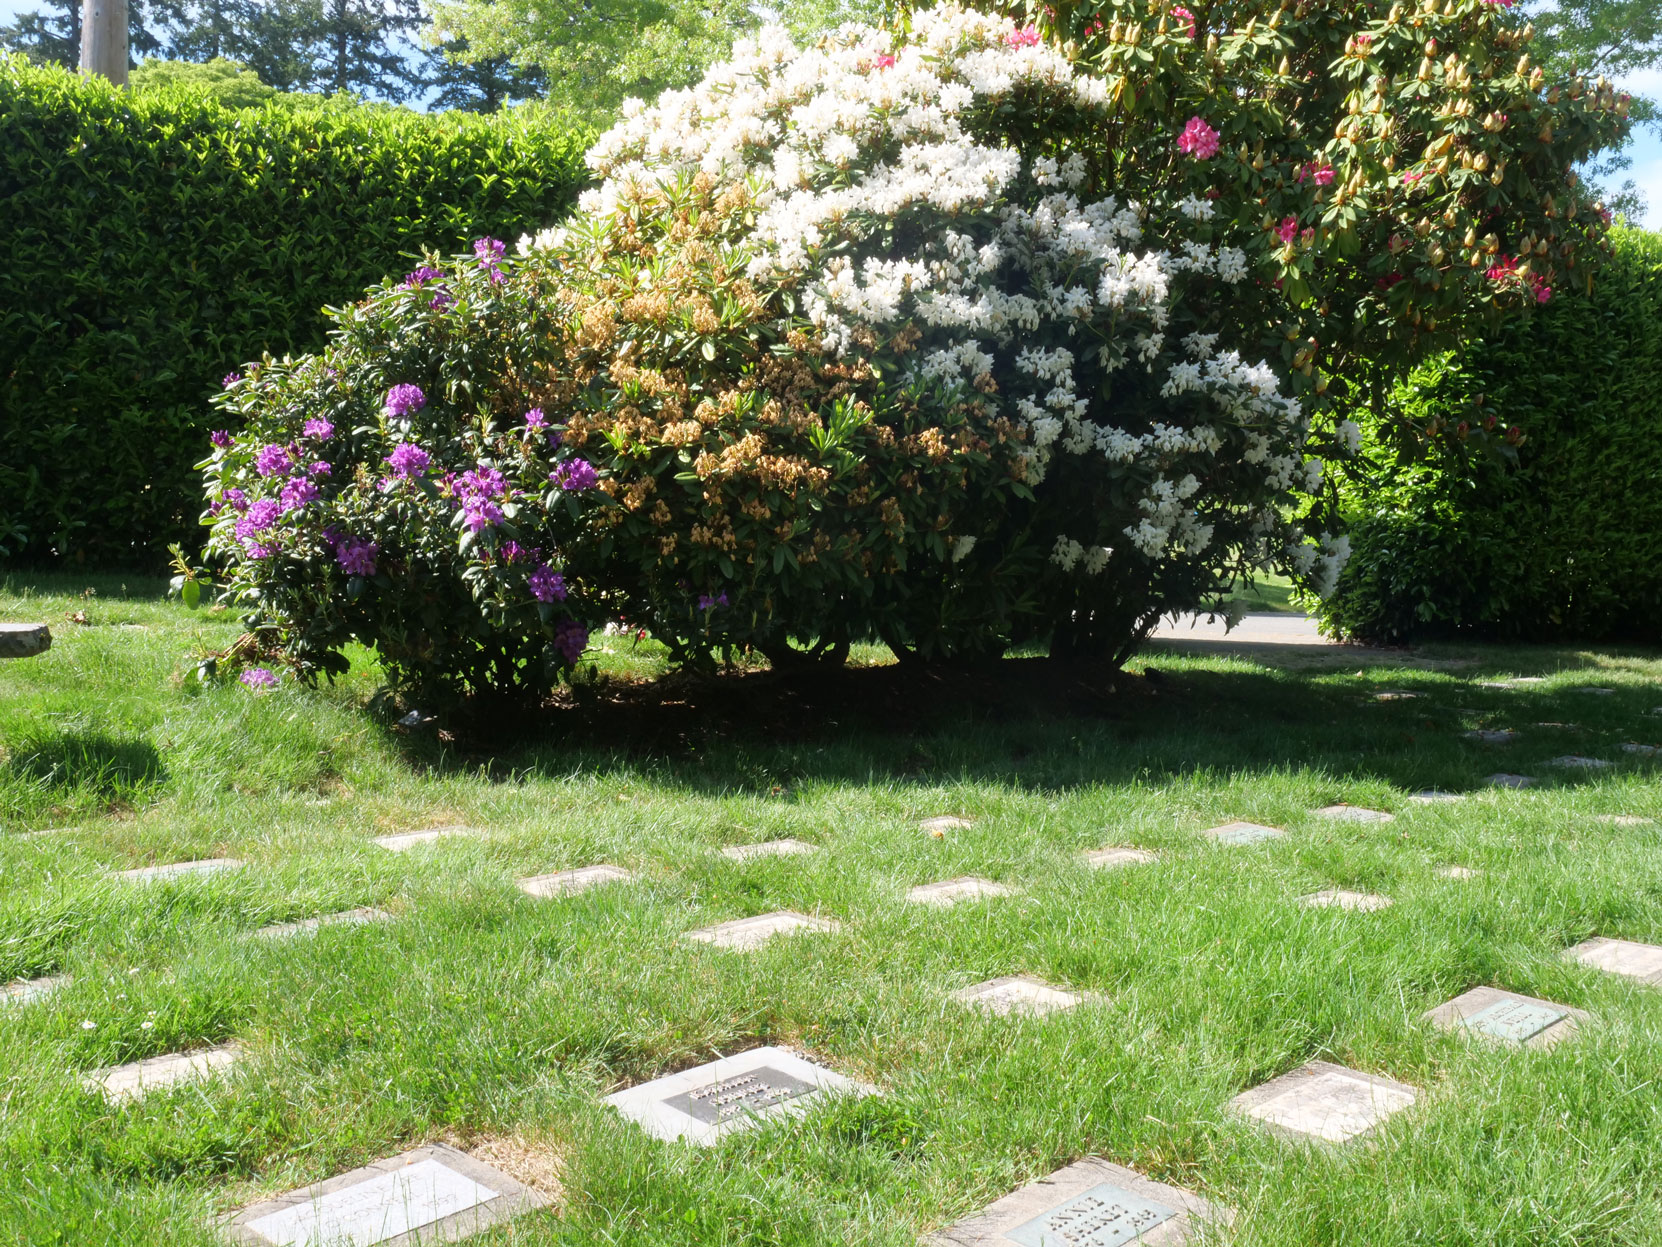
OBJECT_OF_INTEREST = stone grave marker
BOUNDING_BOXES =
[1564,937,1662,987]
[1313,804,1395,824]
[951,975,1088,1018]
[1373,690,1418,702]
[518,865,636,897]
[684,911,838,951]
[720,839,818,862]
[1572,686,1616,695]
[1594,814,1654,826]
[372,826,481,852]
[1621,743,1660,758]
[1464,729,1518,744]
[226,1143,551,1247]
[0,623,51,659]
[1300,889,1393,912]
[907,877,1016,907]
[1083,847,1157,870]
[1484,773,1537,789]
[1548,755,1611,770]
[2,974,67,1005]
[114,858,242,882]
[1409,790,1465,804]
[1201,821,1284,846]
[924,1157,1228,1246]
[920,816,973,835]
[84,1043,239,1103]
[603,1044,875,1145]
[1424,986,1586,1048]
[251,908,393,939]
[1437,865,1479,880]
[1230,1060,1417,1144]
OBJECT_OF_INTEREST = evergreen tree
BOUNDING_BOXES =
[424,36,543,112]
[0,0,162,68]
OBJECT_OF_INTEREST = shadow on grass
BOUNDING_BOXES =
[2,730,168,804]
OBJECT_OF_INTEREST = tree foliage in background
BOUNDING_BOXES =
[128,54,277,104]
[0,54,591,564]
[0,0,162,67]
[1316,227,1662,644]
[423,36,545,112]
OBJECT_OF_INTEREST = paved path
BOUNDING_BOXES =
[1149,612,1330,645]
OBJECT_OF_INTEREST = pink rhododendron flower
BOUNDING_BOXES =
[874,52,896,69]
[1296,161,1335,186]
[1005,23,1041,47]
[1171,6,1196,38]
[1276,216,1299,243]
[1177,116,1220,159]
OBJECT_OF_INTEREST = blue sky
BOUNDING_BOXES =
[4,0,1659,223]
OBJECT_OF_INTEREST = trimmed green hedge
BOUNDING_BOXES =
[1318,227,1662,645]
[0,56,589,565]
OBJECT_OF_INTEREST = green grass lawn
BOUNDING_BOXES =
[3,573,1662,1245]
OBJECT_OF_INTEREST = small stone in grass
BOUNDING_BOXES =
[1484,773,1537,789]
[920,815,972,835]
[84,1044,239,1103]
[906,877,1016,907]
[922,1156,1230,1246]
[951,975,1090,1018]
[1424,986,1586,1048]
[1314,804,1394,824]
[1229,1061,1418,1144]
[684,911,838,951]
[225,1143,552,1246]
[1564,937,1662,987]
[1083,846,1157,869]
[1437,865,1479,879]
[1300,889,1393,912]
[517,865,636,897]
[1201,820,1284,846]
[720,839,818,861]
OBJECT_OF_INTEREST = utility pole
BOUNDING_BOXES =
[80,0,129,85]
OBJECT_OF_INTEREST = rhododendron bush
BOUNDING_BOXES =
[199,0,1617,702]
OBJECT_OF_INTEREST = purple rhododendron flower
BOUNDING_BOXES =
[461,498,503,532]
[473,237,506,264]
[223,372,242,387]
[458,465,507,499]
[402,266,444,288]
[309,460,332,477]
[302,418,334,441]
[383,384,426,417]
[501,540,526,564]
[697,592,730,611]
[429,290,454,311]
[223,487,248,512]
[210,429,233,449]
[236,499,282,537]
[552,458,598,491]
[240,667,278,690]
[335,535,379,577]
[242,540,276,559]
[553,620,588,664]
[279,476,319,512]
[528,563,568,603]
[524,408,547,431]
[385,442,430,477]
[255,443,293,477]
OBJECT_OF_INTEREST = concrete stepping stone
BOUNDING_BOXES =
[1621,743,1660,758]
[1300,889,1393,912]
[1437,865,1479,879]
[1424,986,1586,1049]
[1484,773,1537,789]
[115,858,242,882]
[1230,1060,1417,1144]
[251,908,392,939]
[1201,821,1284,846]
[1564,937,1662,987]
[372,826,481,852]
[1548,755,1611,769]
[2,974,67,1004]
[1409,790,1465,804]
[1594,814,1654,826]
[906,877,1016,907]
[1083,847,1157,870]
[720,839,817,862]
[684,911,838,951]
[920,816,972,835]
[951,975,1089,1018]
[84,1043,239,1103]
[0,623,51,658]
[517,865,636,897]
[924,1156,1229,1245]
[602,1044,875,1145]
[1464,729,1518,744]
[1313,804,1394,824]
[226,1143,551,1246]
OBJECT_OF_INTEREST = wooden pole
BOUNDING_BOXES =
[79,0,129,86]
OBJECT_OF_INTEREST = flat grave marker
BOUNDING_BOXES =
[684,911,838,951]
[0,623,51,659]
[1373,690,1419,702]
[603,1044,874,1145]
[517,865,636,898]
[1437,865,1479,880]
[1083,847,1157,870]
[1464,729,1518,744]
[1621,743,1660,758]
[1300,889,1393,912]
[114,858,242,882]
[1564,937,1662,987]
[1230,1060,1417,1144]
[907,877,1016,907]
[2,974,67,1005]
[1201,821,1284,846]
[1410,790,1465,804]
[720,839,818,862]
[1485,773,1537,789]
[920,816,973,835]
[226,1143,551,1247]
[951,975,1089,1018]
[925,1157,1228,1246]
[1594,814,1654,826]
[373,826,483,852]
[84,1043,239,1103]
[1424,986,1586,1048]
[1548,755,1611,770]
[1572,686,1616,695]
[1313,804,1394,824]
[251,908,393,940]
